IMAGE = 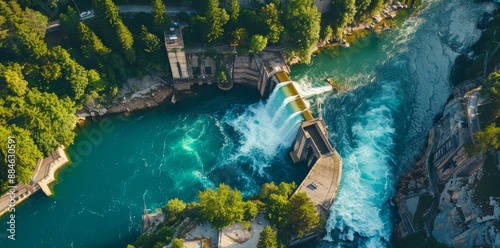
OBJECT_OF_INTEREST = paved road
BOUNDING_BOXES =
[47,5,196,30]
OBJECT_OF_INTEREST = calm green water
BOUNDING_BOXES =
[1,0,496,247]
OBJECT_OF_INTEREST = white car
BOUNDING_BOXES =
[80,11,91,18]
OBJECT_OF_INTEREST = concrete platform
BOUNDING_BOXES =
[293,150,342,217]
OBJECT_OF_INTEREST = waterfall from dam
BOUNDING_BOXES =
[9,0,496,246]
[222,80,331,176]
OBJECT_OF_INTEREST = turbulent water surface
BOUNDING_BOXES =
[1,0,496,247]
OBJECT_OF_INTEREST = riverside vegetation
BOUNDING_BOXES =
[0,0,167,192]
[0,0,413,195]
[131,182,319,248]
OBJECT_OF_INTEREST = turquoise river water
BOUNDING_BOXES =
[1,0,497,247]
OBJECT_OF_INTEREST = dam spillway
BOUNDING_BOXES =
[271,71,314,121]
[262,70,343,244]
[265,71,342,216]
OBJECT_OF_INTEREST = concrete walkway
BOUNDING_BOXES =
[0,146,69,217]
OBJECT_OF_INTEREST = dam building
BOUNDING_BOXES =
[165,24,342,240]
[165,27,290,98]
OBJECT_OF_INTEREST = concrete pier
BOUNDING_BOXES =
[0,146,69,217]
[290,119,343,217]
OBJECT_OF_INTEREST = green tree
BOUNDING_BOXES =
[485,71,500,96]
[323,25,333,42]
[50,46,89,100]
[332,0,357,39]
[0,1,48,59]
[283,0,321,63]
[266,193,291,230]
[140,25,161,53]
[231,27,249,47]
[163,198,186,221]
[152,0,168,34]
[6,89,76,154]
[244,200,259,221]
[153,242,166,248]
[0,124,43,185]
[356,0,372,17]
[59,6,80,36]
[204,0,229,43]
[289,192,319,237]
[78,22,111,62]
[172,238,184,248]
[1,63,28,96]
[257,225,278,248]
[92,0,135,63]
[473,123,500,154]
[198,184,246,229]
[258,181,296,201]
[40,61,62,82]
[216,65,228,83]
[367,0,384,17]
[250,34,267,53]
[260,3,283,44]
[229,0,240,23]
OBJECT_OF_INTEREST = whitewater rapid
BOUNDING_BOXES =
[220,81,331,176]
[319,0,497,247]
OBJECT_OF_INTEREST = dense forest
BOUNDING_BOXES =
[0,0,167,191]
[0,0,408,193]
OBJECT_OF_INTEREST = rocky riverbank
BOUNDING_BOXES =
[392,79,500,247]
[393,7,500,246]
[77,75,174,118]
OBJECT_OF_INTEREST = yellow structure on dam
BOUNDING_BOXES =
[273,71,314,121]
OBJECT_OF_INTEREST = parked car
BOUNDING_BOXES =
[80,11,92,18]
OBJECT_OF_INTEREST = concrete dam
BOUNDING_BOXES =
[165,32,342,237]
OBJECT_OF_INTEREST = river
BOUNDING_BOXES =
[1,0,496,247]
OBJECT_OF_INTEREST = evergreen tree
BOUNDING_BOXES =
[230,0,240,23]
[1,63,28,96]
[6,88,76,154]
[355,0,372,17]
[332,0,357,39]
[78,22,111,62]
[205,0,229,43]
[59,6,80,36]
[152,0,168,34]
[367,0,385,17]
[92,0,135,64]
[0,1,48,59]
[140,26,161,53]
[50,46,89,100]
[257,226,278,248]
[323,25,333,42]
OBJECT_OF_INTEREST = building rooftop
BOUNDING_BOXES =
[164,26,184,49]
[304,125,331,155]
